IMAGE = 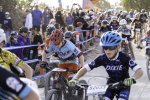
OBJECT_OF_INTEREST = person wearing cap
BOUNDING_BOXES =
[3,12,12,36]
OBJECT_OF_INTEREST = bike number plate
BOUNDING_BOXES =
[87,85,108,96]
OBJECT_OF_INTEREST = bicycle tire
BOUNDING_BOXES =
[44,71,54,97]
[46,89,62,100]
[78,80,88,100]
[146,59,150,80]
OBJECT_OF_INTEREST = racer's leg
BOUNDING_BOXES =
[127,35,135,59]
[118,87,130,100]
[105,88,115,100]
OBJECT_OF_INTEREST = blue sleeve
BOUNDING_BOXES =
[88,55,104,70]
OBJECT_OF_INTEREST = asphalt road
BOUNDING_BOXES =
[39,42,150,100]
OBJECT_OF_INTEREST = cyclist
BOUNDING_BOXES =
[131,13,143,49]
[118,19,135,59]
[0,64,40,100]
[0,30,33,79]
[99,20,111,34]
[42,29,84,78]
[109,16,119,31]
[69,31,143,100]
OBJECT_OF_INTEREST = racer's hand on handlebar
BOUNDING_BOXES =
[68,79,78,87]
[123,78,136,86]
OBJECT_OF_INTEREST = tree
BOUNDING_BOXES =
[122,0,150,11]
[96,0,111,10]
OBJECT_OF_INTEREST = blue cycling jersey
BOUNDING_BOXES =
[85,52,140,83]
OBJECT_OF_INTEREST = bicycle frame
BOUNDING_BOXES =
[47,68,78,99]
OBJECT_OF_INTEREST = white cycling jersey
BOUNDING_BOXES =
[46,40,82,64]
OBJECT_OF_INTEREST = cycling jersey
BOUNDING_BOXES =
[0,49,25,71]
[85,52,140,83]
[132,19,143,29]
[46,40,82,64]
[110,21,119,30]
[140,13,148,23]
[0,66,31,100]
[117,26,131,36]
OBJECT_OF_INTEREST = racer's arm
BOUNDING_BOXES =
[78,54,84,69]
[19,63,33,79]
[0,66,40,100]
[4,50,33,79]
[132,68,143,80]
[127,58,143,80]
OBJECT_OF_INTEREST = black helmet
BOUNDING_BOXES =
[102,20,109,25]
[64,31,74,39]
[19,26,28,33]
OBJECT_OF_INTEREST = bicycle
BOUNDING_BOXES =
[121,37,135,59]
[44,67,86,100]
[145,46,150,80]
[82,76,136,100]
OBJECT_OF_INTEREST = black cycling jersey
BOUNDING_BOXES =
[0,66,31,100]
[132,19,143,28]
[86,52,140,83]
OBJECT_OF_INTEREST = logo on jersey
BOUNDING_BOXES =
[90,61,95,66]
[106,65,123,70]
[6,77,23,92]
[129,59,136,66]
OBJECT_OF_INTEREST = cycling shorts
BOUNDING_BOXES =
[58,63,78,79]
[122,34,131,41]
[105,86,130,100]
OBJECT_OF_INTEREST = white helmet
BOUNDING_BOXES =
[126,15,131,19]
[111,16,118,20]
[119,19,127,25]
[0,29,6,43]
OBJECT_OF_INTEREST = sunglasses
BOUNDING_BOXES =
[103,46,118,50]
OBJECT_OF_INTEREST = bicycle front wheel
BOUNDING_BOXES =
[46,89,62,100]
[146,58,150,80]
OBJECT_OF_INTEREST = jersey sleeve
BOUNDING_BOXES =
[0,66,31,99]
[84,55,104,71]
[2,50,25,67]
[68,40,82,57]
[126,57,141,72]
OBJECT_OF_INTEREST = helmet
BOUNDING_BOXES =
[102,20,109,25]
[119,19,127,25]
[141,9,145,13]
[126,15,131,19]
[19,26,28,33]
[100,31,122,46]
[46,24,55,35]
[111,16,118,20]
[10,31,18,36]
[0,29,6,43]
[135,13,140,19]
[64,31,74,39]
[50,29,63,45]
[5,12,10,15]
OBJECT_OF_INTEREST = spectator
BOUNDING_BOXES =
[0,6,5,29]
[25,9,33,30]
[55,10,65,28]
[31,5,43,32]
[5,31,21,57]
[42,7,50,34]
[3,12,12,37]
[17,26,31,60]
[66,13,74,26]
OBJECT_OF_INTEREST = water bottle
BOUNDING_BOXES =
[29,50,33,60]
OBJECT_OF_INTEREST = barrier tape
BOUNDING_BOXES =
[3,43,45,50]
[76,37,95,44]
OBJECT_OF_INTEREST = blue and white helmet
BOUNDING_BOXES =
[100,31,122,46]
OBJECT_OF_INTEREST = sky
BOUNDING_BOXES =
[37,0,121,9]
